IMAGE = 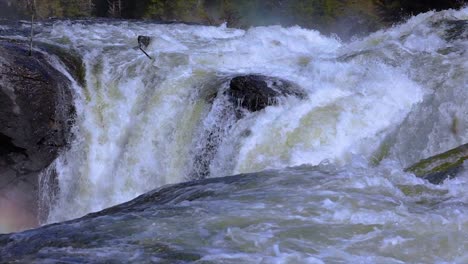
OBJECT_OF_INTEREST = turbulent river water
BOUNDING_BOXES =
[1,7,467,263]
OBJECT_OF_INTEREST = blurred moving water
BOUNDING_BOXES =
[0,7,467,263]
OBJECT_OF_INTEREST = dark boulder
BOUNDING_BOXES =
[190,75,307,180]
[405,143,468,184]
[137,35,152,48]
[0,38,86,88]
[0,40,75,230]
[226,75,306,114]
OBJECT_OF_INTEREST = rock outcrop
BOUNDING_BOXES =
[36,42,86,87]
[0,40,75,227]
[226,74,306,115]
[405,143,468,184]
[190,74,306,180]
[137,35,151,48]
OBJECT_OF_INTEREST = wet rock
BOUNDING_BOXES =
[226,74,306,114]
[0,167,329,262]
[405,143,468,184]
[0,37,85,87]
[190,75,306,180]
[0,171,269,262]
[36,42,86,87]
[0,40,75,225]
[441,20,468,42]
[137,35,151,48]
[189,102,236,180]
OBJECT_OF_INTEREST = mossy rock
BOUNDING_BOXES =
[405,143,468,184]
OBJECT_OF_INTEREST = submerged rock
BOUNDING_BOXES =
[437,20,468,42]
[226,74,306,114]
[405,143,468,184]
[1,164,463,262]
[0,171,266,262]
[0,40,75,224]
[0,169,298,262]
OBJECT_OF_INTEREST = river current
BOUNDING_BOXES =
[0,7,467,263]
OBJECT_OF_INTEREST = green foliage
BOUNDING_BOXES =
[145,0,164,18]
[144,0,202,21]
[291,0,322,25]
[5,0,465,33]
[373,0,466,22]
[21,0,94,18]
[68,0,94,17]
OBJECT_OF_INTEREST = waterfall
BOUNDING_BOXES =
[26,7,467,223]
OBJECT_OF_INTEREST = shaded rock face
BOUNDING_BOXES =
[0,40,75,229]
[35,42,86,88]
[190,74,306,180]
[226,75,306,115]
[405,143,468,184]
[137,35,151,48]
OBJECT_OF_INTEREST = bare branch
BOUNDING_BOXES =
[28,0,36,57]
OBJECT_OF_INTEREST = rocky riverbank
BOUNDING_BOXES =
[0,39,75,231]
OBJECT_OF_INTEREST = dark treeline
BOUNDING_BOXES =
[375,0,466,21]
[0,0,466,29]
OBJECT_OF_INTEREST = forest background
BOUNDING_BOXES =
[0,1,466,38]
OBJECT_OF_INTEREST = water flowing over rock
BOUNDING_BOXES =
[0,40,75,228]
[0,7,464,239]
[35,42,86,88]
[0,171,270,262]
[441,20,468,41]
[0,6,467,262]
[190,74,307,180]
[1,164,466,263]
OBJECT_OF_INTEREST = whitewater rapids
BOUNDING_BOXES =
[0,7,466,263]
[33,8,468,223]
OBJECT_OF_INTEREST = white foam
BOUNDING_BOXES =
[31,7,468,223]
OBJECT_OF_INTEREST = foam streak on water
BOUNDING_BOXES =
[1,164,467,263]
[29,7,468,231]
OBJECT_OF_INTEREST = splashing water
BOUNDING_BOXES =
[22,8,465,223]
[0,7,467,262]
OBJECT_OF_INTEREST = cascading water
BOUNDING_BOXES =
[26,8,466,224]
[0,7,467,263]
